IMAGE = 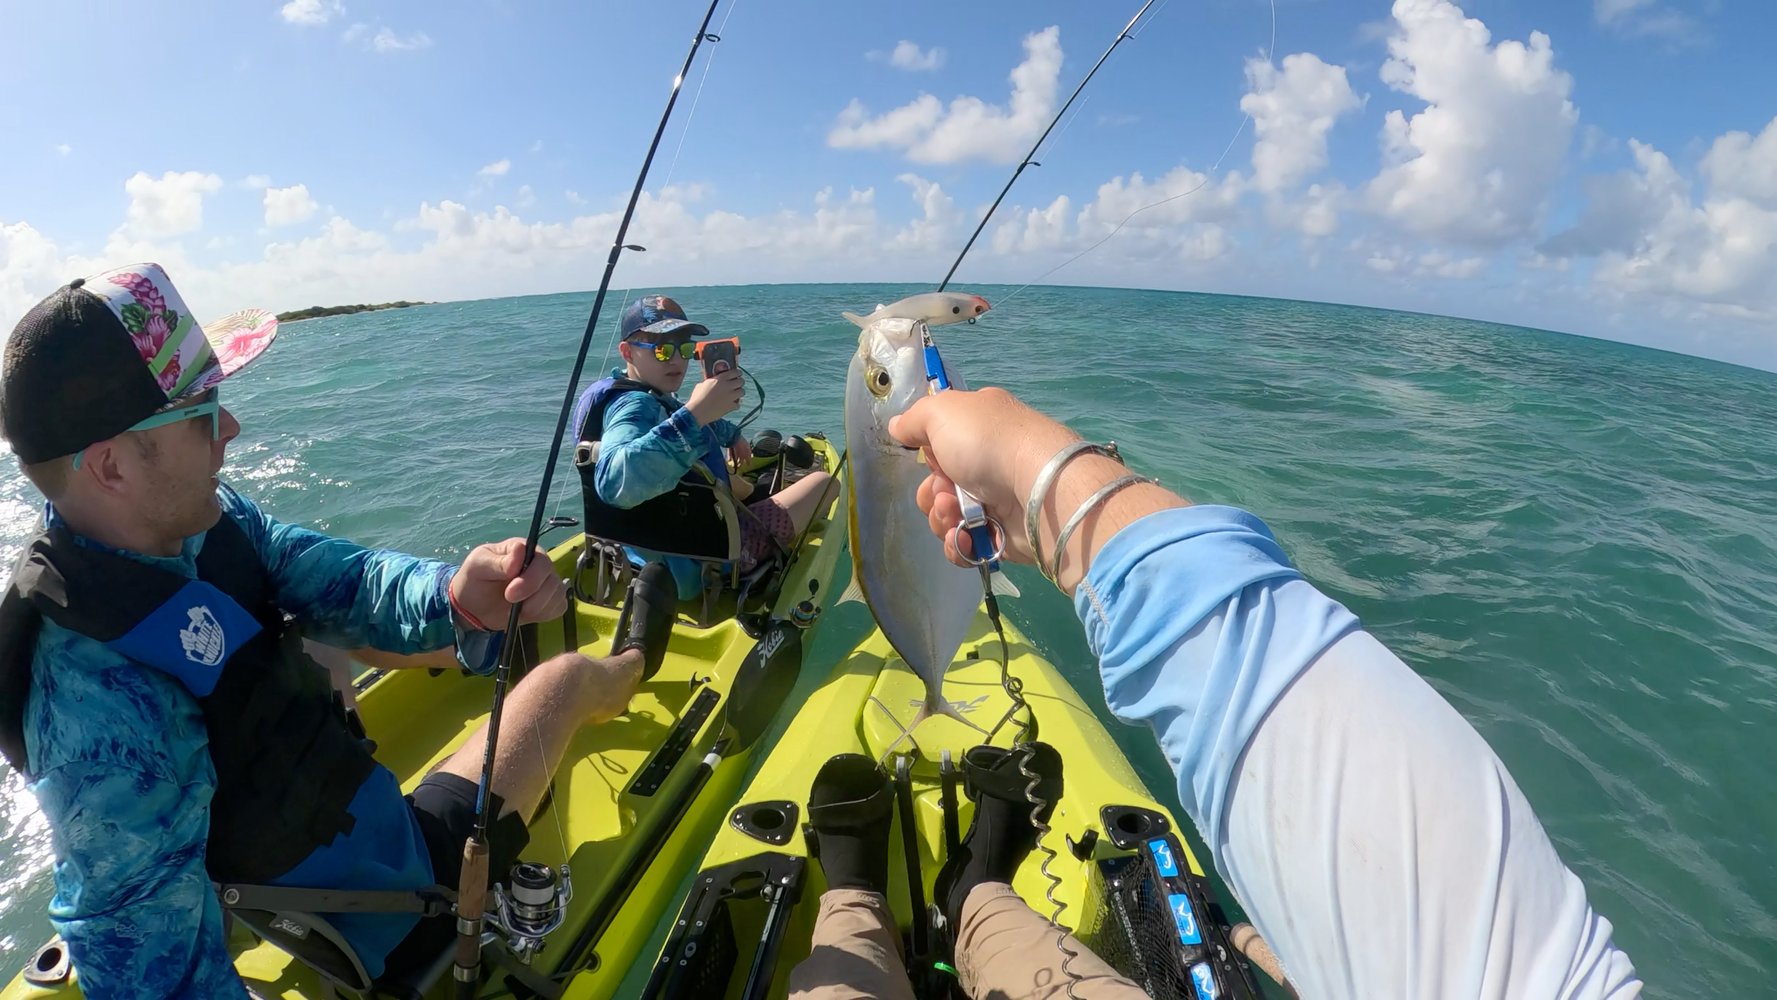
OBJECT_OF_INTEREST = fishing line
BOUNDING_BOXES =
[660,0,742,192]
[987,0,1278,314]
[937,0,1163,292]
[592,0,742,378]
[453,1,732,990]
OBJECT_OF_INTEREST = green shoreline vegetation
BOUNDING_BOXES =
[276,301,428,322]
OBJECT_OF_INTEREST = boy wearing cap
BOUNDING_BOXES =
[571,294,834,599]
[0,264,677,994]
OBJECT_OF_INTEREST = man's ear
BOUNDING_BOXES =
[79,438,133,496]
[616,340,633,364]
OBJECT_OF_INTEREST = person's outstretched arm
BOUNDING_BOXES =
[890,387,1641,1000]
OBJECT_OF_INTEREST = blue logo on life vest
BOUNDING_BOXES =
[1189,961,1219,999]
[1148,837,1179,877]
[107,580,262,697]
[1168,892,1202,945]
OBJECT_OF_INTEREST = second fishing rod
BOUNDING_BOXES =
[450,1,731,994]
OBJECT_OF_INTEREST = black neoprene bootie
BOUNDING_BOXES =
[610,562,676,680]
[933,741,1064,928]
[806,754,895,895]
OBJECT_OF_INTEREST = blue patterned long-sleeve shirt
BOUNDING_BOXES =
[21,482,480,998]
[573,369,741,598]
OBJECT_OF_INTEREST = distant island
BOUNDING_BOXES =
[276,301,429,322]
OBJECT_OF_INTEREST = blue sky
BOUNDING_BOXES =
[3,0,1775,369]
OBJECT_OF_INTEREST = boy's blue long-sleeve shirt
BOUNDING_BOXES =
[21,483,488,998]
[573,370,741,597]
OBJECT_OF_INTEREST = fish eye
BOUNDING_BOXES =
[951,305,961,314]
[866,365,893,398]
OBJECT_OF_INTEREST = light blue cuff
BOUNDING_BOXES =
[1075,505,1358,842]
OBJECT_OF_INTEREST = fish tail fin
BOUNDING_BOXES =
[913,691,989,735]
[841,310,868,328]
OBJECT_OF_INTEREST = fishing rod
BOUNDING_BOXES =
[451,1,729,993]
[915,3,1168,995]
[936,0,1161,292]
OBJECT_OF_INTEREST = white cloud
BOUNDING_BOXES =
[122,170,223,237]
[529,139,544,154]
[888,174,960,254]
[1546,131,1777,320]
[991,194,1072,255]
[516,185,536,209]
[982,164,1240,265]
[280,0,342,27]
[1268,182,1347,238]
[372,27,432,52]
[565,190,586,206]
[1241,53,1362,194]
[1593,0,1699,41]
[342,22,368,43]
[264,184,319,227]
[53,143,71,157]
[1594,0,1655,22]
[1360,241,1487,279]
[885,41,945,72]
[1700,117,1777,209]
[241,174,273,190]
[829,26,1061,164]
[478,159,511,178]
[1366,0,1577,246]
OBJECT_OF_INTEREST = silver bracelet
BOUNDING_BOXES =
[1047,474,1158,583]
[1025,441,1123,572]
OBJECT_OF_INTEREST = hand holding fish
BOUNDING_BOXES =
[889,387,1188,593]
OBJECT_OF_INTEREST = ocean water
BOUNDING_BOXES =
[1,283,1773,996]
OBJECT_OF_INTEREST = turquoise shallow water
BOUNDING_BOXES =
[1,283,1774,996]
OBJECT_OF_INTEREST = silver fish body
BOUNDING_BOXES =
[842,313,1011,729]
[842,291,991,329]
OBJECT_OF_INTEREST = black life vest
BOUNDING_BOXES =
[576,376,736,560]
[0,515,378,884]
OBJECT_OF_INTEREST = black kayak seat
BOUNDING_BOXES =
[217,883,454,999]
[572,440,793,628]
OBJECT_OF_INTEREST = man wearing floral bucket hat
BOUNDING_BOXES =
[0,263,679,994]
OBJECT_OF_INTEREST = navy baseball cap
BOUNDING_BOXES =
[618,295,709,340]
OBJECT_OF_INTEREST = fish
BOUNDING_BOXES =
[838,304,1018,731]
[841,292,991,329]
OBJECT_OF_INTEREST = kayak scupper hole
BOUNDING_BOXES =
[35,945,63,972]
[1115,813,1150,837]
[751,806,786,831]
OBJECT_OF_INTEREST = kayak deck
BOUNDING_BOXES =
[602,609,1263,1000]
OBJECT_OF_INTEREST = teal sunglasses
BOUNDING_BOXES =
[72,388,221,470]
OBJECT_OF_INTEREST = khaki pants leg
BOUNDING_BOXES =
[956,884,1150,1000]
[788,889,917,1000]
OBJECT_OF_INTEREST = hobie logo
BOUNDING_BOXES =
[1168,892,1201,945]
[180,606,225,666]
[1190,961,1218,999]
[907,693,990,715]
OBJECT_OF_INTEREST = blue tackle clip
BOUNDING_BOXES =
[920,325,1006,573]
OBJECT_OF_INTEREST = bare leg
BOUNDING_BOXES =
[432,649,643,821]
[771,471,837,536]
